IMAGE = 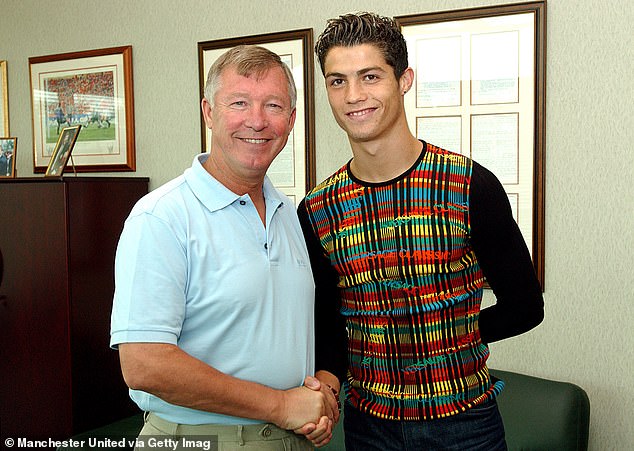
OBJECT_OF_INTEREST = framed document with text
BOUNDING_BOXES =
[198,29,316,204]
[397,2,546,288]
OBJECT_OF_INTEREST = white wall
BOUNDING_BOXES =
[2,1,633,449]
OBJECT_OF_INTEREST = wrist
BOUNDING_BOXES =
[267,388,288,428]
[325,383,342,412]
[315,370,340,393]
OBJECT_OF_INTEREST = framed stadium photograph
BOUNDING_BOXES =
[0,137,17,178]
[198,29,316,204]
[29,46,136,173]
[44,125,81,177]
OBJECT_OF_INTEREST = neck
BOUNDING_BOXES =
[203,152,267,224]
[204,152,263,195]
[348,130,422,183]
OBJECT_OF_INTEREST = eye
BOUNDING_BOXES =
[364,74,379,82]
[230,100,247,108]
[329,78,345,87]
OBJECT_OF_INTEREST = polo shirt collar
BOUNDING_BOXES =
[184,153,284,213]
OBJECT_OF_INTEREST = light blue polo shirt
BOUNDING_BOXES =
[110,154,315,425]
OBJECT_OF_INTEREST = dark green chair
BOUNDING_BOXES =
[491,369,590,451]
[57,415,143,450]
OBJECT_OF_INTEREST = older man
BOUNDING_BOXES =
[111,45,337,450]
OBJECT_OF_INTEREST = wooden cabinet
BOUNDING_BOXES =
[0,177,149,441]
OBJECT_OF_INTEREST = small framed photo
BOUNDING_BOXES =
[0,137,17,178]
[29,46,135,173]
[45,125,81,177]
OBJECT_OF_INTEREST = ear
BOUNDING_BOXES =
[201,97,214,130]
[399,67,415,96]
[288,108,297,131]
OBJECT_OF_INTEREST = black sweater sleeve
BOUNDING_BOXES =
[297,199,348,383]
[470,161,544,343]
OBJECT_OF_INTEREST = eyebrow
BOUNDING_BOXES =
[222,92,288,103]
[325,66,387,79]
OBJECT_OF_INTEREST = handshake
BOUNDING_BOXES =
[277,375,341,448]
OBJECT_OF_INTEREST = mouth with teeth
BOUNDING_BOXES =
[240,138,269,144]
[347,108,376,119]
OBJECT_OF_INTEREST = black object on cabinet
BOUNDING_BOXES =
[0,177,148,441]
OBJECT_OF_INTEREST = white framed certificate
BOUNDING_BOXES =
[398,1,546,288]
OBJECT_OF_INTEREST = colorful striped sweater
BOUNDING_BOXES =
[299,142,543,420]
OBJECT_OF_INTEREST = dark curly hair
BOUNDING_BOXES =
[315,12,408,79]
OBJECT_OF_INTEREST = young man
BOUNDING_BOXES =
[111,45,337,450]
[299,12,544,450]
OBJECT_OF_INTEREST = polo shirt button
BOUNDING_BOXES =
[264,243,268,249]
[239,200,246,205]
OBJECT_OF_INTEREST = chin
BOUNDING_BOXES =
[347,130,380,143]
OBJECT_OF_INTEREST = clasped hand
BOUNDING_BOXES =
[278,376,340,447]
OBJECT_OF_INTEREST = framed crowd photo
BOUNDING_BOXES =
[396,1,546,288]
[0,137,17,178]
[1,61,9,136]
[44,125,82,177]
[29,46,136,173]
[198,29,316,204]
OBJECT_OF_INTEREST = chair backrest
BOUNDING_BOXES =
[491,369,591,451]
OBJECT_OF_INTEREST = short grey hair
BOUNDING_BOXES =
[203,44,297,110]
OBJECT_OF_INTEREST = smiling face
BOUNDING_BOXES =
[201,64,296,184]
[323,43,413,146]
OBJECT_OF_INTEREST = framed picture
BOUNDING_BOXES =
[198,29,316,203]
[1,61,8,136]
[0,137,17,178]
[44,125,82,177]
[396,1,546,288]
[29,46,135,173]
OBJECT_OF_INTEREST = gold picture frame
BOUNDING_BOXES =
[44,125,82,177]
[29,46,136,173]
[0,137,17,178]
[0,61,9,136]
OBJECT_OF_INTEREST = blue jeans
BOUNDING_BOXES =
[344,399,507,451]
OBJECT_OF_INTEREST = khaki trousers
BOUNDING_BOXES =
[135,412,313,451]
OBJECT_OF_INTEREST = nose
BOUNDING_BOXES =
[244,106,267,131]
[345,80,367,103]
